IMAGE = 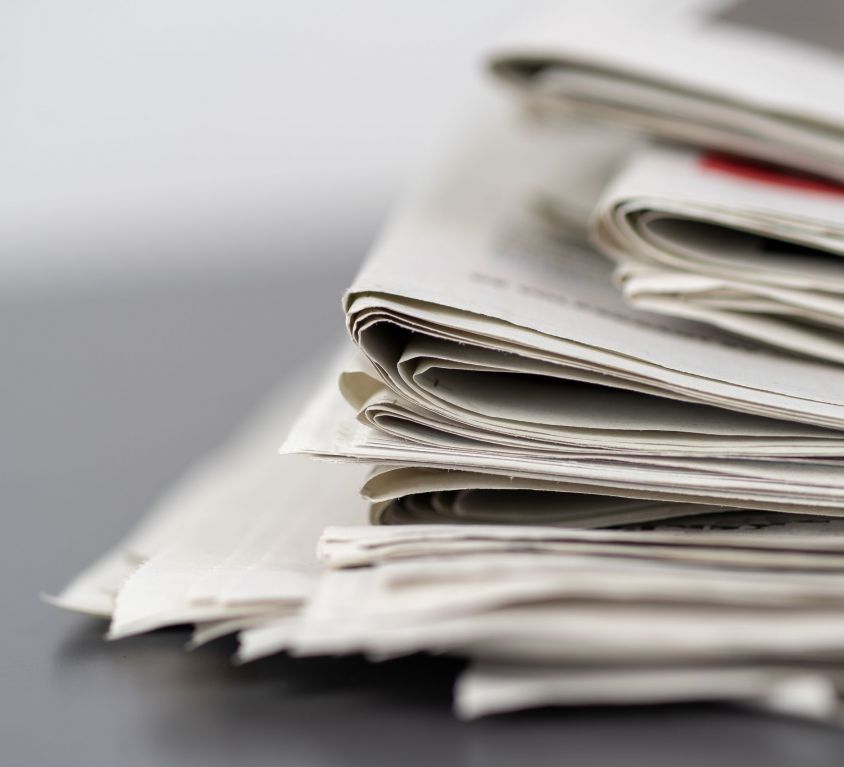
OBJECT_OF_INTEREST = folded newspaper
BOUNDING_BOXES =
[49,0,844,724]
[591,144,844,362]
[490,0,844,361]
[489,0,844,179]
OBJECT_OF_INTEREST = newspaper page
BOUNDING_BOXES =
[488,0,844,179]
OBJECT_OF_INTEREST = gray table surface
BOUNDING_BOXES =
[6,262,844,767]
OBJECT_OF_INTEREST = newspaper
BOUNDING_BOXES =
[270,563,844,665]
[488,0,844,180]
[344,353,844,458]
[456,662,843,720]
[339,95,844,438]
[589,143,844,362]
[50,370,370,640]
[318,520,844,571]
[287,343,844,517]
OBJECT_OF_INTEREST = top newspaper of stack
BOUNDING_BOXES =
[487,0,844,181]
[284,87,844,517]
[487,0,844,361]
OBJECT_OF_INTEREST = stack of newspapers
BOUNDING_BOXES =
[54,0,844,721]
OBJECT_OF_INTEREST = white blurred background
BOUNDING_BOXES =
[1,1,530,292]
